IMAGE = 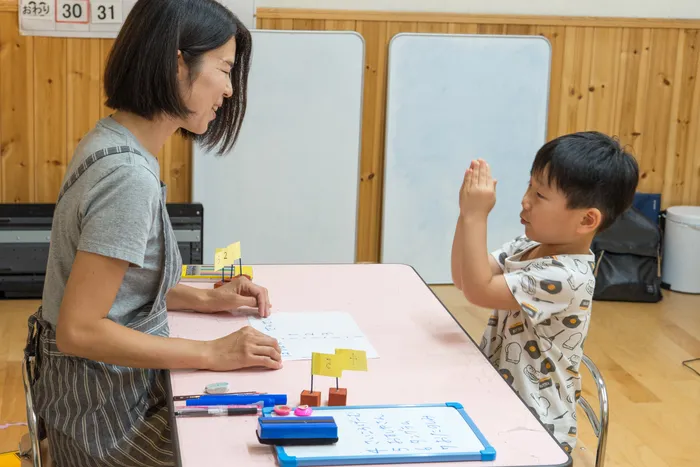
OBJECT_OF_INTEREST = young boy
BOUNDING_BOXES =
[451,131,639,453]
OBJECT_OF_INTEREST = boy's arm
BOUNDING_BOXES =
[458,215,521,310]
[458,213,576,323]
[451,215,503,291]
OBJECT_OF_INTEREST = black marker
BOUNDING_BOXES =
[175,406,259,417]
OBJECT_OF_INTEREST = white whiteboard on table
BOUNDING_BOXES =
[380,34,551,284]
[271,404,496,466]
[193,30,364,265]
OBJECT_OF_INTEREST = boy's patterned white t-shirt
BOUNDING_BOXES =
[480,235,595,453]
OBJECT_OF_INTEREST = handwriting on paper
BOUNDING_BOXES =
[248,312,379,361]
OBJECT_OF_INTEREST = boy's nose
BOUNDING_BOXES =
[521,195,531,210]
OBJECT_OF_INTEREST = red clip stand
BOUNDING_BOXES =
[299,390,321,407]
[328,388,347,406]
[301,369,321,407]
[214,279,229,289]
[214,263,251,289]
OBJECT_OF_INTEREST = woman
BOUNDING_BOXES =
[23,0,282,465]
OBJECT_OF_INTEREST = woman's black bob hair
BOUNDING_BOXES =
[104,0,251,155]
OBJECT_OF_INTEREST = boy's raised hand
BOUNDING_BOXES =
[460,159,497,218]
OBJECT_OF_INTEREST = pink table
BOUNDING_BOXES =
[166,264,571,467]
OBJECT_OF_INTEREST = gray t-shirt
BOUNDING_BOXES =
[42,116,166,328]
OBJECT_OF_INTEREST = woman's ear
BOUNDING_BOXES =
[176,50,188,82]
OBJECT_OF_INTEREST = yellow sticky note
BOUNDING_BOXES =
[214,248,229,271]
[311,352,343,378]
[227,241,242,261]
[335,349,368,372]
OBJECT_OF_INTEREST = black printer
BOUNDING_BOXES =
[0,203,204,299]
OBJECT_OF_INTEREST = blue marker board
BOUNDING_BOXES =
[265,403,495,466]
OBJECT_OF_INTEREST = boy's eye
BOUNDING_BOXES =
[536,192,545,199]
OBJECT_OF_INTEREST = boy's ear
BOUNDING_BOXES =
[578,208,602,234]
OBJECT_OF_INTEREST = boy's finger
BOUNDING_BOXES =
[468,168,475,190]
[475,160,484,187]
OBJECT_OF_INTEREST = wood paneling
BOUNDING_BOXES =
[0,7,191,204]
[2,5,700,263]
[257,8,700,262]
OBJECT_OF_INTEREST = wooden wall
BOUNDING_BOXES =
[0,0,191,206]
[257,9,700,262]
[2,3,700,262]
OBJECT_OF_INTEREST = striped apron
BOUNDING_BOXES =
[23,146,182,467]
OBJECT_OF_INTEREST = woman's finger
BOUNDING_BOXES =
[251,330,281,352]
[248,355,283,370]
[235,295,257,309]
[253,344,282,362]
[261,287,271,317]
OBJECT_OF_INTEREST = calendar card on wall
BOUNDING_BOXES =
[18,0,254,38]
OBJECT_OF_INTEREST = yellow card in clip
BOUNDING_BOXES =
[214,248,230,271]
[227,241,242,261]
[311,352,343,378]
[335,349,368,372]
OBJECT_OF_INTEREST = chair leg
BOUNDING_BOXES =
[21,356,43,467]
[581,355,609,467]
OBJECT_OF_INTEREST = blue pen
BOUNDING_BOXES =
[185,394,287,407]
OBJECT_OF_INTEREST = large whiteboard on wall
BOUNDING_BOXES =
[192,30,365,265]
[380,33,551,284]
[18,0,255,37]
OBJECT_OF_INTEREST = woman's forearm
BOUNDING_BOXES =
[57,317,212,370]
[165,282,218,313]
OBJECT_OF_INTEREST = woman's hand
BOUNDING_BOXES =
[205,326,283,371]
[207,275,272,317]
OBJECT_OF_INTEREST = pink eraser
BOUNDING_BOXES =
[294,405,313,416]
[273,405,291,416]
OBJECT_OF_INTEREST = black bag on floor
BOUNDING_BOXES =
[591,207,662,302]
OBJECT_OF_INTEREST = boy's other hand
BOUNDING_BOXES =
[460,159,497,218]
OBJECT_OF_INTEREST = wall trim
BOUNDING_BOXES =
[256,8,700,29]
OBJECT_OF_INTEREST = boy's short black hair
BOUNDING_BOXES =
[104,0,251,155]
[531,131,640,231]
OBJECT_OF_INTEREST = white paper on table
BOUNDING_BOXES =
[248,311,379,361]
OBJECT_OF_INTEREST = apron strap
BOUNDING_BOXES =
[56,145,145,205]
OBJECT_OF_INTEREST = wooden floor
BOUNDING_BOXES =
[1,288,699,466]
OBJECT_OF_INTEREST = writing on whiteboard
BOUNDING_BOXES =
[349,412,459,454]
[280,406,487,460]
